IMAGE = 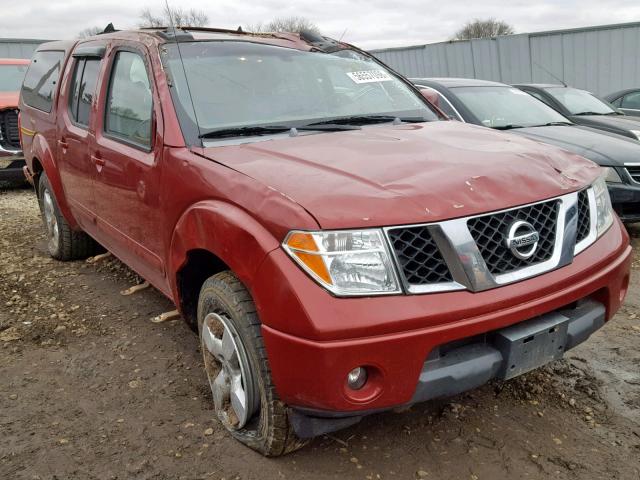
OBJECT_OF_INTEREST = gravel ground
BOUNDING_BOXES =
[1,187,639,480]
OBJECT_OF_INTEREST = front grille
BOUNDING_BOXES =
[467,200,559,275]
[576,189,590,243]
[387,226,453,285]
[0,109,20,149]
[626,166,640,184]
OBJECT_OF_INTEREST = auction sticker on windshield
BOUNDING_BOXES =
[347,70,393,84]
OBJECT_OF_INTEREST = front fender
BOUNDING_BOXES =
[168,200,282,303]
[30,133,79,229]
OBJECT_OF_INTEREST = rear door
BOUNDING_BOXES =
[56,46,104,225]
[91,44,166,288]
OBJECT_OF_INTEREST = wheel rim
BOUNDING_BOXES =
[42,188,59,253]
[201,312,260,430]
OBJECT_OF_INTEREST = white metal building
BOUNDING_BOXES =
[0,38,49,59]
[370,22,640,96]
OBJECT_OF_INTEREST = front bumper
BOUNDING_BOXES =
[253,219,630,421]
[290,299,606,438]
[608,181,640,223]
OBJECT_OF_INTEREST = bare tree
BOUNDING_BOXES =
[453,18,514,40]
[247,16,320,34]
[77,26,103,39]
[139,6,209,28]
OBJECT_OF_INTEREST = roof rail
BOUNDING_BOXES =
[155,28,194,41]
[149,25,250,41]
[177,26,248,35]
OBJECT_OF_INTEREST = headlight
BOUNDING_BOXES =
[630,129,640,140]
[283,229,401,296]
[603,166,622,183]
[593,174,614,237]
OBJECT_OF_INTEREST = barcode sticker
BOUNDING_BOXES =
[347,70,393,84]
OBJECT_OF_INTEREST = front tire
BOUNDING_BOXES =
[37,173,97,260]
[197,271,307,456]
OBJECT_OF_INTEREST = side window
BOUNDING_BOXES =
[435,92,462,121]
[621,92,640,110]
[69,59,101,127]
[22,50,65,112]
[610,97,622,107]
[105,51,152,148]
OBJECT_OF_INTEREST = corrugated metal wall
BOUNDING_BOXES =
[0,39,49,59]
[370,22,640,95]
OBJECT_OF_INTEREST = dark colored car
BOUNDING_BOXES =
[604,88,640,117]
[412,77,640,222]
[18,29,630,456]
[514,83,640,141]
[0,58,29,183]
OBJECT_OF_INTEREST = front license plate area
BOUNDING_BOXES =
[494,312,569,380]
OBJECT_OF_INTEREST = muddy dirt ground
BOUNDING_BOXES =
[1,186,639,480]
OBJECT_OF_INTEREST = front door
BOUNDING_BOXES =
[91,46,166,289]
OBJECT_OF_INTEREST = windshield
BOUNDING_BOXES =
[453,86,570,128]
[0,64,28,92]
[162,41,436,141]
[545,87,616,115]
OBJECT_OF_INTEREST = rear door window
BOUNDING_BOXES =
[22,50,65,112]
[69,58,101,127]
[105,51,152,148]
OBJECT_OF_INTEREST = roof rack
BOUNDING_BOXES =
[150,25,248,41]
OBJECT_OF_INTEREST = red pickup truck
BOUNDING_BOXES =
[19,27,631,456]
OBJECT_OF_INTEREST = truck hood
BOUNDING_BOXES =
[201,121,599,229]
[511,125,640,167]
[0,91,19,109]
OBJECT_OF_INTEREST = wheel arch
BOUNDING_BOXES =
[169,200,281,328]
[30,133,78,228]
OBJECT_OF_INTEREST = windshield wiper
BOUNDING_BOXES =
[573,111,606,116]
[305,115,428,127]
[534,121,574,127]
[199,124,359,139]
[492,124,526,130]
[199,126,291,139]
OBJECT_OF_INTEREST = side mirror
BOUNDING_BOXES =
[420,89,439,107]
[419,89,449,120]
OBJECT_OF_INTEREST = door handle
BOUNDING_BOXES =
[58,139,69,149]
[91,155,106,167]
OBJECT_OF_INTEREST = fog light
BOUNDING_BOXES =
[347,367,368,390]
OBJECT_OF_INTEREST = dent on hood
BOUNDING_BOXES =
[380,126,599,218]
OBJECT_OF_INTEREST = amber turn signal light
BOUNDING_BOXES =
[284,232,333,285]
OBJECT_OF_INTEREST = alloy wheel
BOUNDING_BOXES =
[201,312,260,429]
[42,188,59,253]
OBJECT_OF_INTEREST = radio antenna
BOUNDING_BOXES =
[164,0,203,141]
[533,61,567,87]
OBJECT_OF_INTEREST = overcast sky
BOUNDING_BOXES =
[3,0,640,50]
